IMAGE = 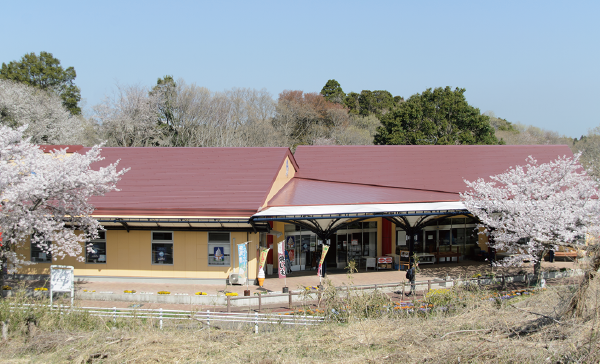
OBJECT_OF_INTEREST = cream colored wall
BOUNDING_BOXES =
[262,156,296,208]
[18,230,260,280]
[478,227,489,250]
[271,221,286,257]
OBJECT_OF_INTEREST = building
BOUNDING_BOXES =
[20,144,574,283]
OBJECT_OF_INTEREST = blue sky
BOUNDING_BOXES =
[2,1,598,138]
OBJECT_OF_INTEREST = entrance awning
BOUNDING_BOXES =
[254,202,466,218]
[250,202,469,239]
[94,217,270,233]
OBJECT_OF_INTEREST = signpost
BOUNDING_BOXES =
[50,265,74,307]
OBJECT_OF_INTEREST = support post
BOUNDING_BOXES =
[113,307,116,323]
[402,282,405,300]
[207,310,210,329]
[254,312,258,334]
[428,280,431,293]
[288,290,293,309]
[258,293,262,312]
[227,296,231,313]
[159,308,163,330]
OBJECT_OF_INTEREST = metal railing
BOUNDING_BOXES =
[8,304,324,333]
[223,270,579,309]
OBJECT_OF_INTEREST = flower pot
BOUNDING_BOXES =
[244,290,250,296]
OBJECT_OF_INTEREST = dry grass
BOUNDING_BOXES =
[2,278,600,363]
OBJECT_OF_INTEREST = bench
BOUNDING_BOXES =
[552,251,578,261]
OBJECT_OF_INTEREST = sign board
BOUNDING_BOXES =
[50,265,74,307]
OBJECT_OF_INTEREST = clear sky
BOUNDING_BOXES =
[2,1,598,138]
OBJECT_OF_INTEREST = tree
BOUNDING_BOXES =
[320,79,345,104]
[0,79,89,145]
[93,84,165,147]
[460,154,600,285]
[344,92,360,115]
[358,90,395,117]
[96,80,279,148]
[374,87,499,145]
[272,90,346,147]
[0,52,82,115]
[0,125,128,291]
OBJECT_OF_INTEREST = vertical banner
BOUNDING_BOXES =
[237,242,248,278]
[278,240,286,279]
[258,247,270,272]
[317,245,329,277]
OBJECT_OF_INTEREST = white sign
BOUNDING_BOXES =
[50,265,74,307]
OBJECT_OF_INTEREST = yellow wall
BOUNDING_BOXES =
[19,230,260,280]
[375,217,382,256]
[478,227,489,250]
[262,156,296,207]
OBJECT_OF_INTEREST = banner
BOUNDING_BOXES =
[278,240,286,279]
[258,247,270,272]
[237,242,248,279]
[317,245,329,277]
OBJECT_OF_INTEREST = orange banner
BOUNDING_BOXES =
[258,247,270,271]
[317,245,329,277]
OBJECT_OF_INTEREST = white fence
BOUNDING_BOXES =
[8,304,324,333]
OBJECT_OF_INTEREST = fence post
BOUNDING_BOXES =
[288,290,293,309]
[254,312,258,334]
[227,296,231,313]
[258,293,262,313]
[428,280,431,293]
[159,308,163,330]
[113,307,116,324]
[401,282,405,300]
[207,310,210,329]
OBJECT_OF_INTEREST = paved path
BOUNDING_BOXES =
[4,259,579,312]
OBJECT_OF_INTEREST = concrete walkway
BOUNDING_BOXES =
[3,259,580,312]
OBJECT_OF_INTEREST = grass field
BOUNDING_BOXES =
[1,275,599,363]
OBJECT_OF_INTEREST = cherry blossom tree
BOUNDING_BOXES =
[0,125,128,287]
[461,154,600,282]
[0,79,91,145]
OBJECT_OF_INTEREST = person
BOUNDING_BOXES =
[405,262,418,296]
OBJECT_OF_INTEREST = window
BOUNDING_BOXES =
[208,232,230,266]
[31,235,52,263]
[86,231,106,264]
[152,231,173,265]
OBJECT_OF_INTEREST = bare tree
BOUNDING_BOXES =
[93,84,165,147]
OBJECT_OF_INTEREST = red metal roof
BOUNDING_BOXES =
[85,147,297,217]
[293,145,575,194]
[267,178,459,207]
[39,145,84,153]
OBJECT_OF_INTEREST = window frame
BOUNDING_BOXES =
[208,232,231,267]
[151,231,174,265]
[30,235,52,263]
[86,231,107,264]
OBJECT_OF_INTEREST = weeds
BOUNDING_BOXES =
[2,275,600,362]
